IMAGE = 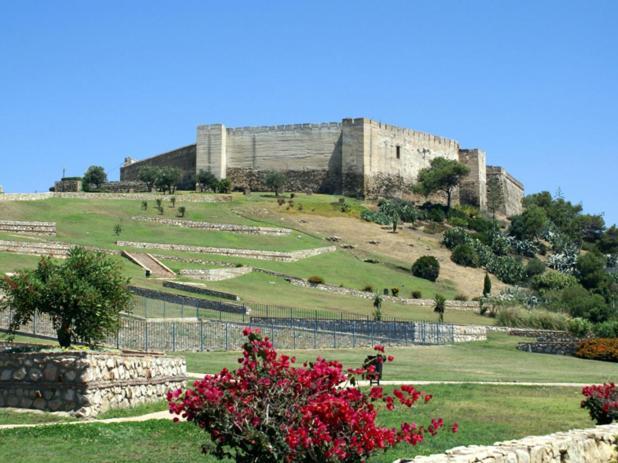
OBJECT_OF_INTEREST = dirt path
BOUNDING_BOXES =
[0,410,173,430]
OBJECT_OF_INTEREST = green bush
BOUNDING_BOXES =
[567,318,593,338]
[411,290,422,299]
[447,216,468,228]
[525,258,546,278]
[487,256,526,284]
[495,307,570,331]
[454,294,468,301]
[531,271,578,293]
[451,244,480,268]
[467,216,497,234]
[550,285,610,323]
[216,178,232,193]
[360,209,391,225]
[593,321,618,338]
[442,227,470,250]
[427,207,446,223]
[362,285,373,292]
[307,275,324,285]
[483,273,492,297]
[411,256,440,282]
[390,287,400,297]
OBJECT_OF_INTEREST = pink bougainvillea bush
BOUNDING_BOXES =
[168,328,457,463]
[581,383,618,425]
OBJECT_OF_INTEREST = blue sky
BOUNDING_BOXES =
[1,1,616,224]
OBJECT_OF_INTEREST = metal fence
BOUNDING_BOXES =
[0,307,456,352]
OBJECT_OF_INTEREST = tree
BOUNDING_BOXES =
[576,251,609,291]
[413,157,470,212]
[434,294,446,323]
[265,171,286,196]
[0,247,133,347]
[411,256,440,282]
[372,294,383,321]
[83,165,107,191]
[155,167,182,194]
[577,214,606,243]
[483,273,492,297]
[197,169,219,192]
[508,205,548,240]
[598,225,618,254]
[138,166,161,192]
[486,176,504,218]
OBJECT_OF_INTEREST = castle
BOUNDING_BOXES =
[121,118,524,216]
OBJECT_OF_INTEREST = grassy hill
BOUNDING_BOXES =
[0,193,499,324]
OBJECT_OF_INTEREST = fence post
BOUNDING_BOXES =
[352,321,356,348]
[200,319,204,352]
[225,322,228,351]
[32,311,37,336]
[293,325,296,350]
[172,322,176,352]
[333,326,337,349]
[144,321,148,352]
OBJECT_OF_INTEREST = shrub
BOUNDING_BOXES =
[451,244,480,268]
[216,178,232,193]
[525,258,546,278]
[434,294,446,323]
[411,290,422,299]
[141,200,148,210]
[0,248,133,347]
[277,198,285,206]
[483,273,492,297]
[362,285,373,292]
[290,193,295,199]
[442,227,470,250]
[553,285,610,323]
[454,294,468,301]
[307,275,324,285]
[567,318,593,338]
[488,231,511,256]
[373,295,383,321]
[467,216,496,234]
[113,224,122,237]
[177,206,186,218]
[486,256,526,284]
[593,321,618,338]
[427,207,446,223]
[170,196,176,208]
[531,271,578,293]
[447,216,468,228]
[391,287,400,297]
[576,339,618,363]
[495,307,569,331]
[361,209,391,225]
[265,171,286,196]
[168,331,453,462]
[383,288,389,296]
[581,383,617,425]
[411,256,440,282]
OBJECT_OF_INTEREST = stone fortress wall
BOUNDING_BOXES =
[120,118,524,215]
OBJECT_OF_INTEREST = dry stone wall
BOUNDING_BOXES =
[287,278,480,311]
[179,267,253,281]
[0,192,230,202]
[162,281,240,301]
[131,216,290,235]
[0,350,186,417]
[395,423,618,463]
[0,220,56,236]
[117,240,336,262]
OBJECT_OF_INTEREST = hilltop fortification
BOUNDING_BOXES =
[121,118,523,215]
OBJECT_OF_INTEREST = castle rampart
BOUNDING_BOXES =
[119,118,524,213]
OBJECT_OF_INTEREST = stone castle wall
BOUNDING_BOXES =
[116,118,524,211]
[0,350,186,417]
[487,165,524,216]
[120,144,197,189]
[396,424,618,463]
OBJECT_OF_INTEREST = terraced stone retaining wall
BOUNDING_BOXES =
[163,281,240,301]
[0,350,186,417]
[0,240,71,257]
[287,279,480,311]
[0,220,56,236]
[117,241,336,262]
[0,192,231,202]
[179,267,253,281]
[395,423,618,463]
[128,286,247,315]
[132,216,291,235]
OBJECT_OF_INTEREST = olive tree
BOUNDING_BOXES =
[83,165,108,191]
[265,171,286,196]
[0,247,133,347]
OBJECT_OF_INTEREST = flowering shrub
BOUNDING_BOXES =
[576,338,618,363]
[581,383,618,425]
[168,329,455,462]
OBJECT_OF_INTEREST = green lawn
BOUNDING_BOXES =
[175,333,618,384]
[0,410,75,426]
[0,384,595,463]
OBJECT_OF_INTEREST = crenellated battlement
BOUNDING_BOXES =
[227,122,341,134]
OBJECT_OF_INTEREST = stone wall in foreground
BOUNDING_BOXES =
[0,350,186,417]
[395,423,618,463]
